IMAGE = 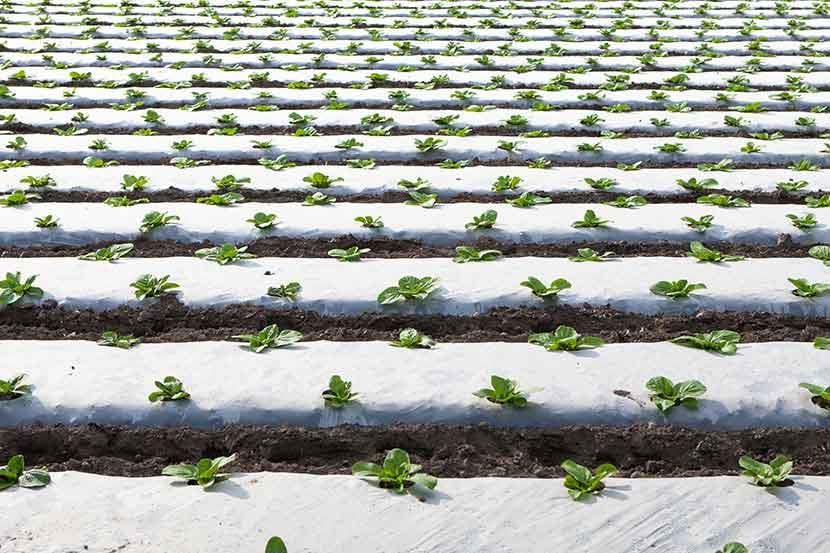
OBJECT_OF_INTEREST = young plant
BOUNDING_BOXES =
[265,537,287,553]
[98,330,140,349]
[717,544,748,553]
[377,276,439,305]
[787,213,817,231]
[161,454,237,489]
[739,455,793,487]
[0,272,43,306]
[355,215,383,228]
[303,172,344,188]
[405,191,438,208]
[687,241,743,263]
[196,192,244,206]
[328,246,370,262]
[0,190,40,207]
[521,276,572,298]
[232,324,302,352]
[473,375,529,407]
[390,328,435,349]
[79,243,134,262]
[322,375,358,408]
[453,246,502,263]
[0,455,50,491]
[303,192,336,206]
[34,215,59,229]
[646,376,707,413]
[671,330,741,354]
[800,382,830,410]
[572,209,610,228]
[0,374,30,400]
[148,376,191,402]
[568,248,614,262]
[605,195,647,209]
[682,214,715,232]
[650,280,706,299]
[195,244,256,265]
[789,278,830,298]
[267,282,301,302]
[697,194,750,208]
[561,459,618,501]
[352,448,437,494]
[140,211,179,233]
[528,325,604,352]
[247,212,278,230]
[130,274,180,300]
[465,210,497,230]
[506,192,551,208]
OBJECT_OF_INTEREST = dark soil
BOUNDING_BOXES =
[4,423,830,478]
[1,298,827,343]
[18,187,823,205]
[0,236,813,259]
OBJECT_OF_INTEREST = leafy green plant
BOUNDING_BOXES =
[0,455,50,491]
[248,212,278,230]
[267,282,301,302]
[671,330,741,354]
[405,191,438,208]
[528,325,604,351]
[79,243,134,262]
[688,242,743,263]
[682,215,714,232]
[148,376,190,402]
[0,190,40,207]
[465,210,497,230]
[650,280,706,299]
[572,209,609,228]
[505,192,551,208]
[799,382,830,410]
[355,215,383,228]
[390,328,435,349]
[265,537,287,553]
[303,172,344,188]
[303,192,336,206]
[473,375,528,407]
[787,213,817,230]
[521,276,572,298]
[569,248,614,262]
[328,246,370,262]
[130,274,180,300]
[322,375,358,408]
[646,376,707,413]
[196,192,244,206]
[739,455,793,487]
[561,459,618,500]
[140,211,179,233]
[453,246,502,263]
[352,448,437,493]
[162,454,237,489]
[98,330,140,349]
[233,324,302,353]
[0,272,43,306]
[717,544,748,553]
[0,374,30,400]
[195,244,256,265]
[377,276,439,305]
[605,195,647,209]
[34,215,59,229]
[789,278,830,298]
[697,194,750,208]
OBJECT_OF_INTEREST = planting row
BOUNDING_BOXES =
[3,339,830,428]
[7,53,830,74]
[6,37,826,55]
[6,67,830,91]
[1,165,825,197]
[5,108,829,138]
[2,471,824,553]
[0,134,827,167]
[3,202,830,248]
[6,87,830,113]
[3,256,830,316]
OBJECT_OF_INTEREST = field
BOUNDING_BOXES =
[2,0,830,551]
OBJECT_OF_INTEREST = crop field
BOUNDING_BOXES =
[4,0,830,551]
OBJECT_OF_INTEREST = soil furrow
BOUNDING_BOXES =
[4,423,830,478]
[0,299,827,343]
